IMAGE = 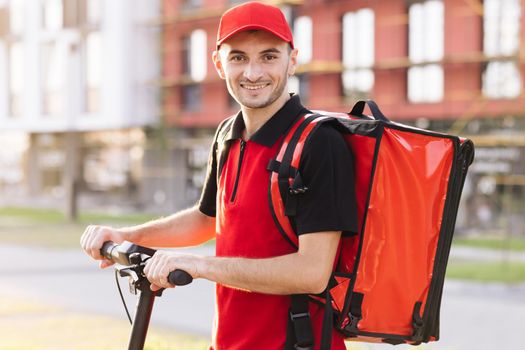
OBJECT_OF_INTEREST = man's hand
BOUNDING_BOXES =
[80,225,126,268]
[143,250,202,291]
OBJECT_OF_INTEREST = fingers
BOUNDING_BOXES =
[99,259,115,269]
[80,225,122,262]
[85,226,100,259]
[150,283,163,292]
[144,251,176,291]
[144,251,200,290]
[80,225,95,258]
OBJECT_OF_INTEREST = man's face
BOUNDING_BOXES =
[213,30,298,110]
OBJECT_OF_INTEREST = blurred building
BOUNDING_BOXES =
[1,0,524,235]
[0,0,160,212]
[160,0,524,235]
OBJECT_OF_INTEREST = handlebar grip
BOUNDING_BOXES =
[168,269,193,286]
[100,241,117,260]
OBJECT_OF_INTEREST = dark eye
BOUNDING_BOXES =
[230,55,246,62]
[263,54,278,61]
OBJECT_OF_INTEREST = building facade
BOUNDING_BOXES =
[0,0,161,213]
[160,0,525,235]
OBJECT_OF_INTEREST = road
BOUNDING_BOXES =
[0,244,216,337]
[0,244,524,350]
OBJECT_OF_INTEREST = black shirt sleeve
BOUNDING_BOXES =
[294,124,359,235]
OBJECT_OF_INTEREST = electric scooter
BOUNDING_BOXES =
[100,241,193,350]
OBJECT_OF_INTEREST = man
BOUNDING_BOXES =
[80,2,357,349]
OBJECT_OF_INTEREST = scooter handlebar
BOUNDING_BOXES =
[100,241,193,286]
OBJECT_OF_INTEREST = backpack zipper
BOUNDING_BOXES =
[230,140,246,202]
[422,140,471,341]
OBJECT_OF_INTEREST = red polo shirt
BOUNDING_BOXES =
[199,95,357,349]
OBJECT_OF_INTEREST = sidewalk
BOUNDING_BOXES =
[1,243,524,350]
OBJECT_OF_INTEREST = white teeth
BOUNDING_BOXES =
[242,84,267,90]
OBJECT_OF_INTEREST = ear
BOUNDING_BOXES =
[212,50,226,80]
[287,48,298,77]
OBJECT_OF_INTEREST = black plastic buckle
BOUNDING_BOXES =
[343,312,361,334]
[289,311,313,350]
[411,319,424,344]
[411,301,425,343]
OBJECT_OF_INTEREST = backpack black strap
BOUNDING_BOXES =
[273,114,329,220]
[349,100,389,122]
[287,290,336,350]
[267,114,331,250]
[273,114,341,350]
[320,290,334,350]
[286,295,314,350]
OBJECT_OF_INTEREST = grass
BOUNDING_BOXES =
[0,206,216,249]
[453,236,525,252]
[0,206,157,226]
[446,260,525,284]
[0,295,209,350]
[1,206,524,284]
[0,206,159,249]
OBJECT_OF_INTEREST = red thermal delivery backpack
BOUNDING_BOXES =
[268,100,474,348]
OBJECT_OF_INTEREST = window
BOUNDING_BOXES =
[294,16,312,64]
[0,1,7,36]
[0,0,25,36]
[482,0,522,99]
[42,0,63,31]
[181,84,202,112]
[41,41,65,117]
[182,29,207,82]
[407,0,444,103]
[8,42,24,117]
[181,0,202,10]
[1,0,25,117]
[86,0,101,25]
[181,29,207,112]
[69,0,102,113]
[342,9,375,98]
[63,0,102,28]
[9,0,25,35]
[85,32,101,113]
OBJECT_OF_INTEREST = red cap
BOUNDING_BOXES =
[217,1,294,49]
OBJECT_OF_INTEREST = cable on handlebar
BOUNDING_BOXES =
[115,269,133,324]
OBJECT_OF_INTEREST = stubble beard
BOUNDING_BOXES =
[229,68,288,110]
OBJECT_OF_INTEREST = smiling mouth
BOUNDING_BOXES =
[240,83,270,91]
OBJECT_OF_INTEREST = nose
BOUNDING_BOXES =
[243,61,263,81]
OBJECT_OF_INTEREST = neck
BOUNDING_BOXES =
[241,93,290,139]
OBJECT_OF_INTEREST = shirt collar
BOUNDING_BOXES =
[224,94,309,147]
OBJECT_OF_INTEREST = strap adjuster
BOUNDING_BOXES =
[294,345,313,350]
[290,311,310,321]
